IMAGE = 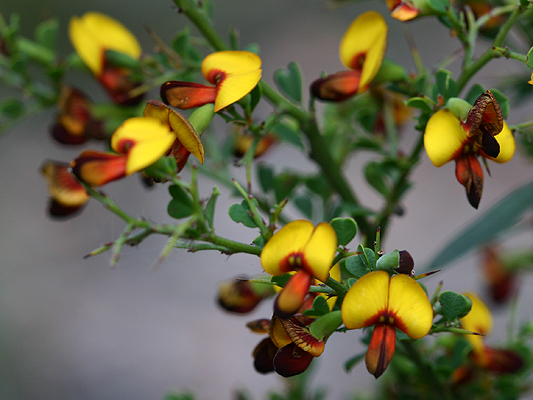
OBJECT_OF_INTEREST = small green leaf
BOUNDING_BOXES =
[344,352,365,372]
[252,235,265,249]
[359,245,376,270]
[228,201,257,228]
[439,291,472,321]
[273,62,303,103]
[204,187,219,229]
[257,164,274,193]
[345,254,370,278]
[271,273,291,288]
[527,46,533,69]
[270,120,304,149]
[303,295,330,317]
[364,161,389,196]
[330,217,357,247]
[405,96,435,113]
[376,249,400,272]
[465,84,485,105]
[167,185,194,219]
[0,97,24,119]
[249,83,262,112]
[273,172,300,203]
[294,195,313,220]
[34,19,58,51]
[309,310,343,340]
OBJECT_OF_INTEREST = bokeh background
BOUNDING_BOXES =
[1,1,533,399]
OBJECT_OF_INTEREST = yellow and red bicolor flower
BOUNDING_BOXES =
[161,51,262,112]
[250,296,326,377]
[71,104,203,186]
[480,246,516,304]
[217,277,275,314]
[260,220,337,318]
[143,100,204,171]
[40,160,89,218]
[310,11,387,102]
[458,293,523,376]
[69,12,142,105]
[341,270,433,378]
[385,0,437,21]
[424,91,515,208]
[50,86,105,145]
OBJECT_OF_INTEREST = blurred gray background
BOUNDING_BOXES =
[1,1,533,399]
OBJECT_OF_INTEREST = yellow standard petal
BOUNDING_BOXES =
[424,109,467,167]
[341,271,390,330]
[143,100,204,163]
[301,222,337,282]
[111,117,175,175]
[201,51,262,112]
[260,220,314,276]
[388,274,433,339]
[461,292,493,354]
[488,122,515,163]
[339,11,387,91]
[69,12,141,76]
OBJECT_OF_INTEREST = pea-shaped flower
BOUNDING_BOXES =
[161,51,262,112]
[341,271,433,378]
[310,11,387,102]
[71,103,203,186]
[459,292,523,375]
[260,220,337,318]
[424,91,515,208]
[69,12,142,105]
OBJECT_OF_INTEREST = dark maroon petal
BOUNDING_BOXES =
[273,343,314,378]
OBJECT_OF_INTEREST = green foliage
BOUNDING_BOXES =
[168,185,194,219]
[273,62,303,103]
[438,291,472,321]
[330,217,357,246]
[228,200,258,228]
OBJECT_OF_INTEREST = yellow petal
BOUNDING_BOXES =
[111,117,175,175]
[302,222,337,282]
[143,100,204,163]
[461,292,492,356]
[260,220,314,276]
[201,51,262,112]
[488,122,515,163]
[69,12,141,76]
[388,274,433,339]
[529,72,533,85]
[270,317,292,349]
[341,271,390,330]
[424,109,467,167]
[339,11,387,91]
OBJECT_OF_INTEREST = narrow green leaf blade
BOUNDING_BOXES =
[425,181,533,271]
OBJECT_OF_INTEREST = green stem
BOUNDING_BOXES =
[233,179,272,240]
[492,47,528,62]
[174,0,372,236]
[325,276,348,298]
[457,5,524,93]
[172,0,228,51]
[373,130,425,241]
[201,233,262,255]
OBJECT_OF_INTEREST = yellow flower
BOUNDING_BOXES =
[69,12,142,104]
[310,11,387,102]
[341,271,433,378]
[260,220,337,318]
[424,91,515,208]
[71,102,203,186]
[143,100,204,171]
[460,292,493,363]
[161,51,262,112]
[40,160,89,218]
